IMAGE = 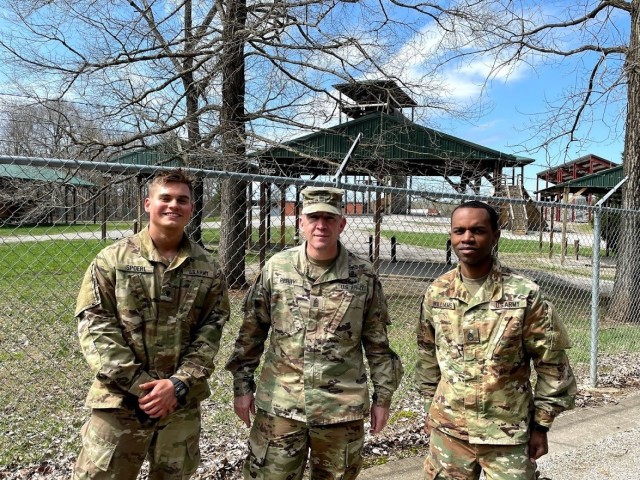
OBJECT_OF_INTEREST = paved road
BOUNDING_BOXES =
[359,393,640,480]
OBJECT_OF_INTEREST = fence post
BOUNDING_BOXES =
[560,187,569,265]
[590,207,602,387]
[369,235,373,263]
[101,177,108,241]
[446,238,452,265]
[548,205,555,258]
[590,175,628,387]
[391,236,397,263]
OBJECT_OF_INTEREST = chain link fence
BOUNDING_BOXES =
[1,156,639,471]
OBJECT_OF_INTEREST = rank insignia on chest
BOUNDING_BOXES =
[464,327,480,344]
[310,295,324,310]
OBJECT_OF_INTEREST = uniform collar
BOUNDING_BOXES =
[138,227,193,268]
[295,241,350,282]
[450,257,504,305]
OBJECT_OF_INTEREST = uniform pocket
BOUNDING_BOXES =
[545,300,572,350]
[490,308,525,361]
[177,277,203,321]
[433,312,461,359]
[81,418,117,472]
[325,291,362,341]
[245,430,269,478]
[344,436,364,468]
[272,290,305,335]
[182,434,201,477]
[120,274,152,352]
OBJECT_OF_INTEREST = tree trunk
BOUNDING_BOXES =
[182,0,204,245]
[219,0,248,288]
[608,1,640,323]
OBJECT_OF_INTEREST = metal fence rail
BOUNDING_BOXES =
[0,156,638,470]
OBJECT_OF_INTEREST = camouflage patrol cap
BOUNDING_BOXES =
[301,187,344,215]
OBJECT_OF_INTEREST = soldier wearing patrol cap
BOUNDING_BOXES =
[416,200,577,480]
[73,170,230,479]
[226,186,404,480]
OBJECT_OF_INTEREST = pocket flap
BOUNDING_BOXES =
[345,437,364,467]
[83,420,117,472]
[248,433,269,467]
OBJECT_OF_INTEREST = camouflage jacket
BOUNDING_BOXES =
[416,259,576,445]
[226,242,404,426]
[76,228,230,408]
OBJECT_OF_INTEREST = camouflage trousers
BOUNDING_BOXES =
[243,410,365,480]
[424,428,536,480]
[73,405,201,480]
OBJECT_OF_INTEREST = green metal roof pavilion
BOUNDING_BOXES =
[256,111,533,191]
[537,165,624,197]
[0,164,94,187]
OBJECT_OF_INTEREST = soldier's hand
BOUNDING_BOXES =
[528,430,549,461]
[370,405,390,434]
[139,379,178,419]
[234,393,256,427]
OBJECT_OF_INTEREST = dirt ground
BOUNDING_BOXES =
[2,352,640,480]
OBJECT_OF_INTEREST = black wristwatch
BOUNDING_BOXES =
[170,377,189,406]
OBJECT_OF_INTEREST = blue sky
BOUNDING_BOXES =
[400,2,629,194]
[300,1,630,195]
[0,0,628,197]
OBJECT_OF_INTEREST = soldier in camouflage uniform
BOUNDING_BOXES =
[416,201,577,480]
[73,170,230,480]
[226,187,404,480]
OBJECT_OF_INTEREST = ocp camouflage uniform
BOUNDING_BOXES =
[226,242,404,479]
[416,259,576,479]
[73,228,230,479]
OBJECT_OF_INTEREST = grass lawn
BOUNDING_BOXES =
[380,230,604,258]
[202,225,297,247]
[0,222,135,237]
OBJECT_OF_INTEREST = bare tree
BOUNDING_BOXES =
[0,99,103,158]
[0,0,454,286]
[395,0,635,320]
[219,0,249,287]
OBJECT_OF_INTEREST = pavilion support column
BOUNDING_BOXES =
[374,185,383,272]
[72,186,78,225]
[266,183,272,247]
[137,176,144,233]
[561,187,569,265]
[294,186,301,245]
[246,182,253,250]
[259,182,267,269]
[280,185,286,249]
